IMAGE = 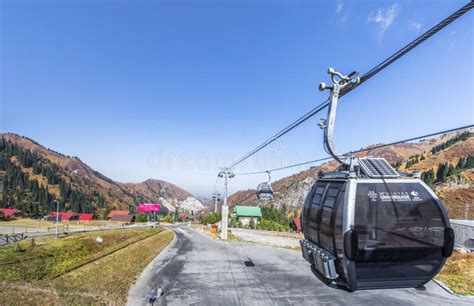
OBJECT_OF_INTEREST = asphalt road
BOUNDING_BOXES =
[127,225,472,306]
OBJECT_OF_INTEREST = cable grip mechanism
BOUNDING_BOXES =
[318,68,360,166]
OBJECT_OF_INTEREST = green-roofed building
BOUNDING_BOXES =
[234,205,262,226]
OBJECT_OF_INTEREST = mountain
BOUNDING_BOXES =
[225,129,474,220]
[123,179,204,213]
[0,133,203,218]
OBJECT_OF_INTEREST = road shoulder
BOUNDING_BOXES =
[127,228,178,305]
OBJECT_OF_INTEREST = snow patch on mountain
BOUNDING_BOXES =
[178,197,204,212]
[160,198,176,213]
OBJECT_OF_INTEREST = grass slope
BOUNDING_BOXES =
[54,230,174,304]
[0,228,174,304]
[437,252,474,295]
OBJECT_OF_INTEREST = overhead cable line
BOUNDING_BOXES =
[225,1,473,170]
[233,124,474,176]
[225,98,330,170]
[349,124,474,155]
[234,157,333,176]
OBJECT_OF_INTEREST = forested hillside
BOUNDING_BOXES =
[0,134,203,218]
[0,137,101,216]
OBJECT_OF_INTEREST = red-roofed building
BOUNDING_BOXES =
[78,213,94,221]
[292,217,301,232]
[0,208,23,220]
[111,214,135,223]
[48,212,79,221]
[107,210,130,219]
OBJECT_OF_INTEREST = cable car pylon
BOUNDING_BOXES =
[218,169,234,240]
[212,191,220,214]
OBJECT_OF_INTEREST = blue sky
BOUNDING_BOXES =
[1,0,473,196]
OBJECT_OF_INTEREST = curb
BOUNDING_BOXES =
[433,279,455,295]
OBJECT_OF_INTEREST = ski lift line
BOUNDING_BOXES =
[224,1,473,171]
[233,124,473,176]
[225,97,330,170]
[234,156,333,176]
[349,124,474,155]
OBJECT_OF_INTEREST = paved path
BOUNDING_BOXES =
[230,228,301,248]
[127,225,472,306]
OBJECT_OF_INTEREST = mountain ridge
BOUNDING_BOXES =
[0,133,204,217]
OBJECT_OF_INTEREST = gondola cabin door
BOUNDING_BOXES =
[346,179,452,290]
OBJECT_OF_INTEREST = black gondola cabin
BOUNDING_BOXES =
[300,157,454,291]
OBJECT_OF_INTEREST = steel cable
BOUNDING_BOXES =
[233,124,473,176]
[225,2,473,170]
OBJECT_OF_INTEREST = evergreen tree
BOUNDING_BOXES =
[446,163,456,177]
[431,132,471,154]
[436,163,445,182]
[466,155,474,169]
[394,160,402,169]
[456,157,466,169]
[441,163,449,182]
[421,169,435,186]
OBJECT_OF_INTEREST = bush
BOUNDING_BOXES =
[162,215,174,223]
[228,219,238,228]
[249,218,256,229]
[198,213,221,225]
[256,219,293,232]
[261,204,290,228]
[135,213,148,223]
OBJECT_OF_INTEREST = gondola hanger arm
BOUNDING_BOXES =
[318,68,360,165]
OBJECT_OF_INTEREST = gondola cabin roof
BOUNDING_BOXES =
[358,157,399,178]
[319,157,401,180]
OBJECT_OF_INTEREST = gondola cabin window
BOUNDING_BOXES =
[319,182,345,255]
[307,184,326,244]
[354,182,447,279]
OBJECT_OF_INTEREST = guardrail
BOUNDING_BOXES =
[0,224,159,247]
[0,233,26,245]
[46,224,69,232]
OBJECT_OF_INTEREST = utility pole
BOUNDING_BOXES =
[54,200,59,238]
[218,169,234,240]
[212,192,220,214]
